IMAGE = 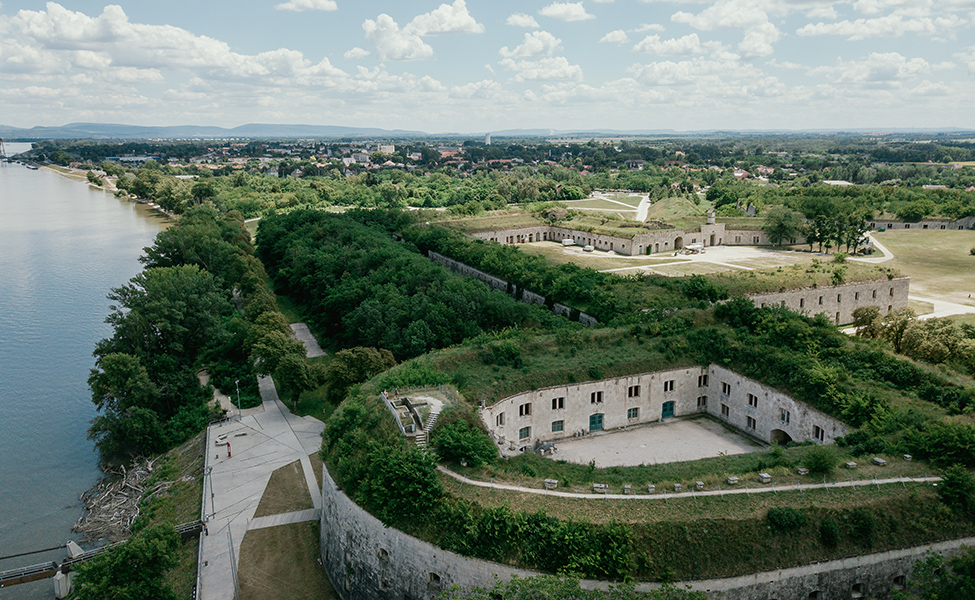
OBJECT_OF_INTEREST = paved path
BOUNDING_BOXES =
[439,466,939,500]
[850,232,894,264]
[198,376,324,600]
[248,508,320,531]
[911,294,975,320]
[290,322,326,358]
[635,194,651,221]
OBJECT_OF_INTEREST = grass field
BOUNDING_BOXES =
[873,229,975,306]
[253,459,314,518]
[562,198,638,211]
[238,522,338,600]
[518,241,689,270]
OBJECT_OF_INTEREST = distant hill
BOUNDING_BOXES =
[0,122,427,140]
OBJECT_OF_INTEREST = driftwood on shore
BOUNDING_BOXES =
[72,456,184,541]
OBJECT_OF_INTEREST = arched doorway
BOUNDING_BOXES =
[770,429,793,445]
[710,233,716,246]
[674,237,684,250]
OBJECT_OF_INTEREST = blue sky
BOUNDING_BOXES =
[1,0,973,132]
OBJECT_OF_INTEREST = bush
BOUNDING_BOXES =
[766,507,808,532]
[848,508,875,545]
[804,445,838,475]
[937,464,975,517]
[819,518,840,548]
[431,420,498,467]
[969,247,975,256]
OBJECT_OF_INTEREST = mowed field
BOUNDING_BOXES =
[519,241,690,270]
[873,229,975,306]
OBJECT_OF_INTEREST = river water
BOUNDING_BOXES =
[0,144,168,599]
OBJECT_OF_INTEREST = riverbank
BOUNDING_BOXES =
[40,164,179,220]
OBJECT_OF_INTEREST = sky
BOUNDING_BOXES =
[1,0,974,133]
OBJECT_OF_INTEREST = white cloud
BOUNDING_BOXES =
[635,23,666,32]
[500,31,562,58]
[600,29,629,44]
[797,14,966,40]
[633,33,702,55]
[806,6,837,19]
[274,0,337,12]
[671,0,780,57]
[506,13,540,28]
[344,47,370,59]
[363,14,433,61]
[809,52,934,85]
[956,47,975,74]
[500,56,583,81]
[539,2,595,22]
[404,0,484,36]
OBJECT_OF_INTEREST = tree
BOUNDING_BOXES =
[762,206,803,247]
[274,353,315,409]
[323,347,396,402]
[71,524,180,600]
[900,547,975,600]
[250,329,306,376]
[852,306,883,339]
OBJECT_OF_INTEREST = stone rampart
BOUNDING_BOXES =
[320,464,975,600]
[428,251,598,326]
[870,216,974,231]
[747,277,910,325]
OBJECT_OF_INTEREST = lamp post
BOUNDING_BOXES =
[235,379,241,421]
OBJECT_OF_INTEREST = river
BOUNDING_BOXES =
[0,145,169,599]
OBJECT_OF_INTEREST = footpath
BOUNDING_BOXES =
[197,375,324,600]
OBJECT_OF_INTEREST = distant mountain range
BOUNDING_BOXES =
[0,122,972,141]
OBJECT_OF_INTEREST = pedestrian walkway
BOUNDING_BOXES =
[438,466,939,500]
[198,376,324,600]
[248,508,320,531]
[290,322,325,358]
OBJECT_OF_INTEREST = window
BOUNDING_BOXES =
[590,391,603,404]
[698,374,709,387]
[814,425,825,442]
[746,416,756,430]
[799,298,805,308]
[551,420,564,432]
[855,292,860,300]
[890,287,894,297]
[519,403,531,417]
[627,407,639,419]
[818,295,823,305]
[663,380,676,392]
[496,413,505,427]
[627,385,640,398]
[837,293,842,302]
[518,426,531,440]
[721,381,731,395]
[872,289,877,299]
[747,393,758,408]
[904,223,910,229]
[780,409,790,424]
[551,396,564,410]
[753,236,760,244]
[697,395,708,408]
[721,404,730,417]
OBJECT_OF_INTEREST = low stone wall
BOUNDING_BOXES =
[870,216,975,231]
[320,464,975,600]
[428,251,598,326]
[747,277,910,325]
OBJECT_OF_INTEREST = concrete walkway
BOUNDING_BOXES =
[850,232,894,264]
[198,376,325,600]
[912,294,975,320]
[248,508,320,531]
[290,322,326,358]
[439,466,939,500]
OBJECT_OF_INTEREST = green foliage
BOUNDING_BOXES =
[431,419,498,467]
[937,464,975,517]
[762,206,803,247]
[848,508,876,545]
[803,445,838,475]
[680,275,728,304]
[359,444,444,527]
[72,524,180,600]
[819,518,840,548]
[900,547,975,600]
[324,347,396,402]
[766,507,808,532]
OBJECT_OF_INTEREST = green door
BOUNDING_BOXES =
[662,401,675,419]
[589,413,604,431]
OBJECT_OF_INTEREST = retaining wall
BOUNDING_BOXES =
[320,465,975,600]
[747,277,910,325]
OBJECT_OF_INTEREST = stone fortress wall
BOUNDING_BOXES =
[870,216,975,231]
[320,461,975,600]
[480,365,850,454]
[748,277,910,325]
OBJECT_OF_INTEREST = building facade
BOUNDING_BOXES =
[480,365,850,453]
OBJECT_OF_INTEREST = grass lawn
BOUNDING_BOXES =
[519,242,689,270]
[947,313,975,327]
[594,191,646,207]
[873,229,975,305]
[253,460,314,518]
[644,196,708,222]
[238,522,338,600]
[650,262,746,276]
[562,198,639,212]
[309,452,324,492]
[908,299,935,315]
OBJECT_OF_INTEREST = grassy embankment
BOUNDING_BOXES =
[873,229,975,306]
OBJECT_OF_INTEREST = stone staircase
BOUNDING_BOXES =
[414,407,441,448]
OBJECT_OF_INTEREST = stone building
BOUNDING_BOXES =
[480,365,850,453]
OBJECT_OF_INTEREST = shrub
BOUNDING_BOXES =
[819,518,840,548]
[970,247,975,256]
[937,464,975,517]
[431,420,498,467]
[804,445,838,475]
[848,508,876,545]
[766,507,808,532]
